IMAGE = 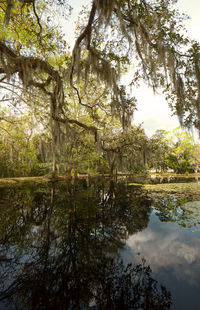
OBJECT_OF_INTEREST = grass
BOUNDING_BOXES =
[0,172,200,186]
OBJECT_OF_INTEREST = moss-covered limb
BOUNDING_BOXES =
[0,41,62,86]
[1,0,200,133]
[70,1,97,83]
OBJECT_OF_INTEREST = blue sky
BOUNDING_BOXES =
[63,0,200,136]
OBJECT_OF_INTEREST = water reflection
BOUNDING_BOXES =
[0,179,171,309]
[123,214,200,309]
[125,214,200,283]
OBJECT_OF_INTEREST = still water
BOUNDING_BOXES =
[0,177,200,309]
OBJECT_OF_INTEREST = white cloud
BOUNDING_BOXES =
[123,216,200,286]
[132,86,179,135]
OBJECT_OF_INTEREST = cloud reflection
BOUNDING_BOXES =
[123,214,200,287]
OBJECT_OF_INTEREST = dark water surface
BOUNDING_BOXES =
[0,177,200,309]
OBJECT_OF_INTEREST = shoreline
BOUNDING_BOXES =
[0,172,200,185]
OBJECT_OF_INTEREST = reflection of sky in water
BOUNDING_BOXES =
[121,213,200,310]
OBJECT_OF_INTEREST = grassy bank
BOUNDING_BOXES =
[0,172,200,185]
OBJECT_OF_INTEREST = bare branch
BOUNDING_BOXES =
[32,1,43,36]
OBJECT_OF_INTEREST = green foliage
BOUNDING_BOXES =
[148,127,200,174]
[101,125,148,174]
[0,1,200,177]
[148,130,170,172]
[0,109,43,177]
[166,128,198,173]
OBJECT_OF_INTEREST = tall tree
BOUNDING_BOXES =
[0,0,200,173]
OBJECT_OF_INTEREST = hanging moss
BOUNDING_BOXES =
[2,0,200,173]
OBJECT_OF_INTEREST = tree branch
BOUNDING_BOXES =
[32,1,43,36]
[70,1,97,85]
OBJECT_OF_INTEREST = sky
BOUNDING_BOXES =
[63,0,200,136]
[123,213,200,309]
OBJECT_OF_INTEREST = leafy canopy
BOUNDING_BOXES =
[0,0,200,174]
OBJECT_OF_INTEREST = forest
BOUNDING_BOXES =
[2,2,200,308]
[1,0,200,178]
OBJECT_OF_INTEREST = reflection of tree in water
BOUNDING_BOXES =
[142,180,200,230]
[153,198,200,231]
[94,258,171,310]
[0,258,171,310]
[0,179,171,309]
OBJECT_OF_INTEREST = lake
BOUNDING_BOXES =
[0,176,200,309]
